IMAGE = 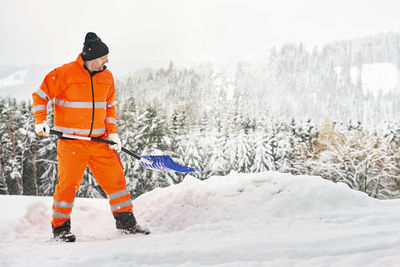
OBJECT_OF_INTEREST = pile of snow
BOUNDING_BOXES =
[1,171,400,267]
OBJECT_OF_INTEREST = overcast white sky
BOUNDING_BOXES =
[1,0,400,67]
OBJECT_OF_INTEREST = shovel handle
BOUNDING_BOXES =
[49,129,153,164]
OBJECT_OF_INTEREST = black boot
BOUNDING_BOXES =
[113,212,150,235]
[52,219,76,242]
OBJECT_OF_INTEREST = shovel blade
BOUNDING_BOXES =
[140,155,198,173]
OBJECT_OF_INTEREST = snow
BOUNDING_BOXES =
[350,63,398,97]
[0,70,27,88]
[335,62,398,97]
[1,171,400,267]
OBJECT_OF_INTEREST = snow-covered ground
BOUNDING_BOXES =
[1,171,400,267]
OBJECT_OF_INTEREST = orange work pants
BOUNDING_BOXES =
[52,139,133,227]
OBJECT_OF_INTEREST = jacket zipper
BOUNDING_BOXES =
[88,73,95,137]
[83,64,106,137]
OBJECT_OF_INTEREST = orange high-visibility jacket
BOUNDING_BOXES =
[32,54,117,137]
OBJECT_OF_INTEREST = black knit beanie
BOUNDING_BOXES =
[81,32,109,61]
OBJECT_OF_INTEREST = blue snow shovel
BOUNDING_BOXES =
[49,129,198,173]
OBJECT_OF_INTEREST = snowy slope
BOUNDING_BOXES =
[335,62,399,97]
[1,171,400,267]
[0,70,27,88]
[350,63,398,97]
[0,65,52,101]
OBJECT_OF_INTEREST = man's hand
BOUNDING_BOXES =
[35,121,50,136]
[107,133,122,152]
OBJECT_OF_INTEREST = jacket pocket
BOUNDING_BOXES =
[95,76,112,101]
[64,80,92,101]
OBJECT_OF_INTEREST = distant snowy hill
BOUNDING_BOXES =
[1,58,399,103]
[0,60,169,102]
[1,171,400,266]
[0,65,52,101]
[0,70,27,88]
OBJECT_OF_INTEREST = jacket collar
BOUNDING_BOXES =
[76,54,85,68]
[76,54,107,75]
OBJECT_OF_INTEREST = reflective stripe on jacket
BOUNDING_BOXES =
[32,54,117,137]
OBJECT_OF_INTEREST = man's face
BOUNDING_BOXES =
[86,55,109,72]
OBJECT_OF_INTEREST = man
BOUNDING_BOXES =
[32,32,150,242]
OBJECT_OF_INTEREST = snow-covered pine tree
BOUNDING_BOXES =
[132,105,170,195]
[36,139,58,196]
[235,129,252,173]
[0,98,10,194]
[178,131,202,179]
[162,109,189,184]
[20,100,39,195]
[205,129,229,177]
[118,96,142,194]
[290,119,319,175]
[0,160,8,194]
[251,120,275,173]
[1,98,23,194]
[384,123,400,197]
[272,121,294,172]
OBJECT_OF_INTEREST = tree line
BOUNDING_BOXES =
[1,96,399,199]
